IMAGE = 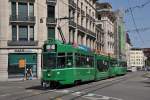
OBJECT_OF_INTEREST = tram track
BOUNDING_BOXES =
[50,75,128,100]
[14,74,133,100]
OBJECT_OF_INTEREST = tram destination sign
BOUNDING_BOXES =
[46,44,56,51]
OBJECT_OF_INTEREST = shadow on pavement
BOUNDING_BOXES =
[26,85,49,90]
[25,81,93,90]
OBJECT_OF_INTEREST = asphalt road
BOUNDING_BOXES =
[0,71,150,100]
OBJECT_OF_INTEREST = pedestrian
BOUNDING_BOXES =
[29,68,33,80]
[25,68,29,80]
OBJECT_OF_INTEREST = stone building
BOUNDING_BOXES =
[0,0,97,80]
[96,2,115,56]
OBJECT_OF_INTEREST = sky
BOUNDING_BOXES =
[98,0,150,48]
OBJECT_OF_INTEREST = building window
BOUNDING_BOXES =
[12,26,17,41]
[19,26,28,41]
[11,2,16,16]
[29,3,34,16]
[47,5,55,18]
[69,29,75,44]
[98,15,101,20]
[18,2,28,17]
[81,17,84,26]
[30,26,34,41]
[48,27,55,39]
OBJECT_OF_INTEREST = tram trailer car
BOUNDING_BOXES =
[95,55,109,80]
[41,39,127,88]
[108,58,127,77]
[108,58,117,77]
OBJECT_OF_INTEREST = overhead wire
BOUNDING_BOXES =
[125,0,150,13]
[127,0,145,44]
[129,8,145,44]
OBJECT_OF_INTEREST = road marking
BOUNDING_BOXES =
[85,93,96,97]
[72,91,82,96]
[0,89,34,97]
[53,89,123,100]
[0,93,11,97]
[143,78,149,81]
[55,89,70,93]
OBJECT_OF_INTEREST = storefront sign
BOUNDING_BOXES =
[14,49,37,53]
[15,49,24,52]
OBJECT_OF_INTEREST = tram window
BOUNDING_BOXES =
[110,60,117,67]
[57,53,66,68]
[43,53,56,68]
[97,60,108,72]
[76,56,81,67]
[57,53,65,57]
[86,56,94,67]
[67,53,73,56]
[75,53,94,67]
[66,53,73,67]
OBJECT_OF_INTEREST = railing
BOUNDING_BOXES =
[9,0,35,2]
[86,14,95,22]
[81,10,85,16]
[86,14,90,19]
[69,20,76,27]
[47,0,57,5]
[77,7,81,13]
[46,17,57,24]
[7,40,38,46]
[87,29,96,37]
[77,24,87,33]
[10,15,35,23]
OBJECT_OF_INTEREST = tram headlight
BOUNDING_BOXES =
[47,73,51,77]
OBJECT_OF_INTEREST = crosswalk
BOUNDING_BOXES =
[0,88,123,100]
[55,89,123,100]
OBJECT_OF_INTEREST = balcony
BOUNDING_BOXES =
[7,40,38,46]
[77,7,81,13]
[69,0,77,9]
[81,10,85,16]
[10,15,35,24]
[47,0,57,6]
[46,17,57,25]
[69,20,76,28]
[86,14,95,22]
[9,0,35,3]
[77,24,87,33]
[86,14,90,19]
[87,29,96,37]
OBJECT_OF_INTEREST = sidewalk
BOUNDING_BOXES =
[2,77,38,82]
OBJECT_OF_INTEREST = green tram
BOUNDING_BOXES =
[109,58,127,76]
[41,39,127,88]
[117,61,127,75]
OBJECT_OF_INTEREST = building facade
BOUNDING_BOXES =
[96,3,115,56]
[68,0,97,49]
[114,10,126,61]
[0,0,97,81]
[129,48,145,70]
[126,33,132,70]
[143,48,150,68]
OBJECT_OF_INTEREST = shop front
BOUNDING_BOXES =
[8,53,37,78]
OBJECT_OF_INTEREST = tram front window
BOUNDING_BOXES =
[43,53,56,69]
